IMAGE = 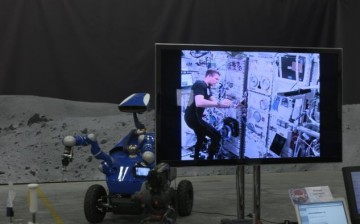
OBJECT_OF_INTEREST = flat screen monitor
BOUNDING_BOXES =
[155,43,342,166]
[342,166,360,224]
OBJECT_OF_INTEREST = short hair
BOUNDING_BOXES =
[205,69,220,77]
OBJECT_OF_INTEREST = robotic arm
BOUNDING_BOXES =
[60,93,155,176]
[61,133,113,173]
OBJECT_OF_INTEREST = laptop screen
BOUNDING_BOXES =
[343,166,360,223]
[296,200,351,224]
[350,172,360,214]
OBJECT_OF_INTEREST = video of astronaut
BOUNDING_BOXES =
[180,50,321,161]
[155,44,342,166]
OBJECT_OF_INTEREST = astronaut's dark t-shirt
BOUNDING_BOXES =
[185,80,211,121]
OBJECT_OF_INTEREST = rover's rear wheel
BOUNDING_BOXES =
[176,180,193,216]
[84,184,107,223]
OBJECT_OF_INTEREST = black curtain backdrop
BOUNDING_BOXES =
[0,0,358,104]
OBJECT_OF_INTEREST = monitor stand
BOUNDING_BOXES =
[220,165,261,224]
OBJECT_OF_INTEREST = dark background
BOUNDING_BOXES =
[0,0,357,105]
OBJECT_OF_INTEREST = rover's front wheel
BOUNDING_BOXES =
[176,180,193,216]
[84,184,107,223]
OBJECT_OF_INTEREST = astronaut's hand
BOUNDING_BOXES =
[218,99,232,108]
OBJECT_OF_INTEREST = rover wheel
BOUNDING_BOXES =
[176,180,193,216]
[84,184,107,223]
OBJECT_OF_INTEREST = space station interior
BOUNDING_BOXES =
[180,50,320,160]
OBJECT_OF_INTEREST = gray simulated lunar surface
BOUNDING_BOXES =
[0,95,155,184]
[0,95,360,184]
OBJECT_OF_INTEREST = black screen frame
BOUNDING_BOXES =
[155,43,343,167]
[342,166,360,223]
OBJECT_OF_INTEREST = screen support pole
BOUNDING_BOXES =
[221,165,253,224]
[236,165,262,221]
[253,165,261,221]
[236,165,246,219]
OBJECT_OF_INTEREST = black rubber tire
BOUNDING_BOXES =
[84,184,107,223]
[176,179,193,216]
